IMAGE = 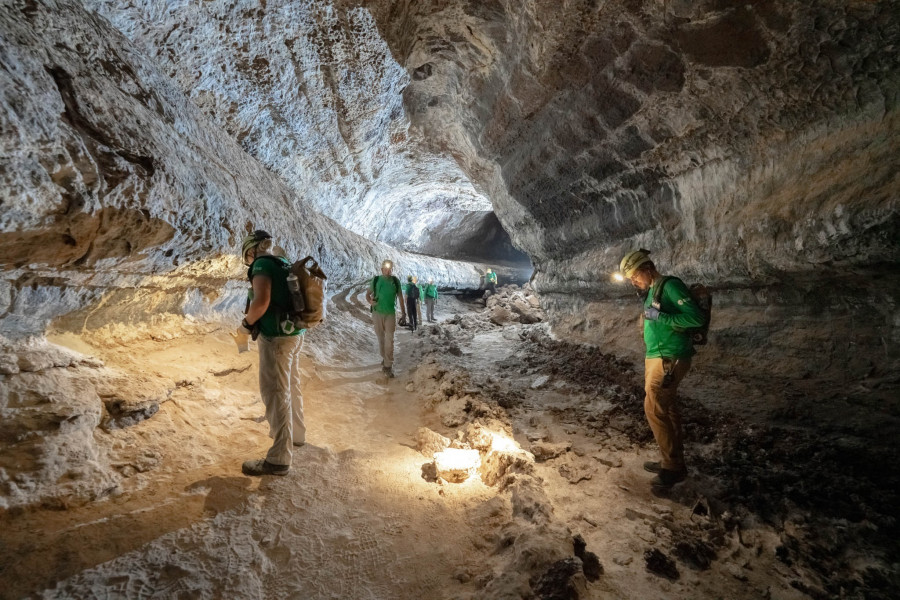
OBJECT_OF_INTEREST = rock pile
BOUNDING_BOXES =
[485,284,545,326]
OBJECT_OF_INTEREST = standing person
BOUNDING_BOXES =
[237,230,306,477]
[424,278,438,322]
[485,268,498,294]
[414,276,424,325]
[619,249,705,489]
[366,260,406,378]
[405,275,420,332]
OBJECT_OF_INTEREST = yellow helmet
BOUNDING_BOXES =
[619,249,652,278]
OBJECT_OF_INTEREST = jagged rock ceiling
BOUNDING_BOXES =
[86,0,526,264]
[1,0,898,371]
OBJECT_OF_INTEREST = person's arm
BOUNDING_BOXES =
[245,274,272,325]
[657,280,705,330]
[396,282,407,316]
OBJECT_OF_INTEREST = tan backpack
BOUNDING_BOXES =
[287,256,328,329]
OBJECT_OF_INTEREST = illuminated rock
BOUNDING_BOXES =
[433,448,481,483]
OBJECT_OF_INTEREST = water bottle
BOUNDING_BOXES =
[286,273,305,313]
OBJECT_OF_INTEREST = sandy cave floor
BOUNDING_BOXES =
[1,287,898,599]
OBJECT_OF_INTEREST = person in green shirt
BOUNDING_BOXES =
[620,249,705,489]
[424,278,438,322]
[366,260,406,378]
[237,230,306,477]
[485,268,498,293]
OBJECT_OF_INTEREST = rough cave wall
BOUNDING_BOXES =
[0,0,488,340]
[85,0,526,264]
[366,0,900,386]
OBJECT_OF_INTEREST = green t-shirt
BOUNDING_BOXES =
[424,284,438,299]
[643,277,704,359]
[248,256,303,338]
[370,275,402,315]
[487,272,497,284]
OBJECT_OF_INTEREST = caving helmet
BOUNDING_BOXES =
[242,230,272,265]
[381,259,393,271]
[619,249,652,278]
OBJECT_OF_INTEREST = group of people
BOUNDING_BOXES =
[235,230,703,493]
[403,273,439,332]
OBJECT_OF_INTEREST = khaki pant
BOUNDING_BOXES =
[425,298,435,321]
[258,334,305,467]
[644,357,691,471]
[372,312,396,368]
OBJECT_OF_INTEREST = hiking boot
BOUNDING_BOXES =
[650,468,687,488]
[242,459,289,476]
[643,461,662,474]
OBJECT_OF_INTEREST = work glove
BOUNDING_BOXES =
[644,306,661,321]
[231,326,250,354]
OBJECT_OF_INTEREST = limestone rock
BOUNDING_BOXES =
[530,440,572,463]
[415,427,451,459]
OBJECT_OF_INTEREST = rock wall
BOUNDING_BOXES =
[366,0,900,382]
[0,0,490,340]
[84,0,527,264]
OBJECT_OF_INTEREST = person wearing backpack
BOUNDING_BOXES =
[366,260,406,378]
[237,230,306,477]
[424,278,438,322]
[619,249,706,489]
[405,275,420,332]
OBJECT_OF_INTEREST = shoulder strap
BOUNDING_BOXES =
[652,276,672,305]
[247,255,282,281]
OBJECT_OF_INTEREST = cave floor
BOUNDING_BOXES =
[1,289,897,599]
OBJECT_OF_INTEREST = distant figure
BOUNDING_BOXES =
[413,275,424,325]
[424,278,438,322]
[366,260,406,378]
[238,230,306,477]
[405,275,420,332]
[619,249,705,489]
[485,268,498,294]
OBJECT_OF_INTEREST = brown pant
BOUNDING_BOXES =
[372,312,396,368]
[644,357,692,471]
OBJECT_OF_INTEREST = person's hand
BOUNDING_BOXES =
[644,307,661,321]
[238,319,253,335]
[231,327,250,353]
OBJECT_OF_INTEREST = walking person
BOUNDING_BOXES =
[619,249,705,489]
[405,275,420,331]
[485,268,498,294]
[366,260,406,378]
[237,230,306,476]
[424,278,438,322]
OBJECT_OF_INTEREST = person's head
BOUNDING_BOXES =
[486,268,492,274]
[242,230,273,266]
[428,278,434,285]
[407,275,413,282]
[412,276,418,283]
[381,259,393,276]
[619,249,656,291]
